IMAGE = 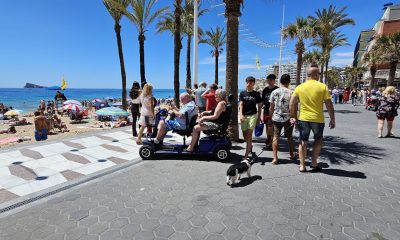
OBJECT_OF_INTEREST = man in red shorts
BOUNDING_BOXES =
[261,74,279,149]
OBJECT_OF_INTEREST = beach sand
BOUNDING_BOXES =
[0,113,127,149]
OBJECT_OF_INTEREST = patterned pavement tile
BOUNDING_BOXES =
[19,148,44,160]
[0,189,19,203]
[61,152,91,164]
[60,170,85,181]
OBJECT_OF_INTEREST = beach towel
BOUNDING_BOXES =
[35,129,48,141]
[0,137,20,145]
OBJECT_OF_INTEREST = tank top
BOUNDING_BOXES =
[210,102,226,124]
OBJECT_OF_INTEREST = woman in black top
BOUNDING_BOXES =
[187,89,227,153]
[129,81,141,136]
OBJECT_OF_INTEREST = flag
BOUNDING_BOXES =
[256,55,261,70]
[61,75,67,90]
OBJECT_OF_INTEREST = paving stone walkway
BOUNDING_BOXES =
[0,103,400,240]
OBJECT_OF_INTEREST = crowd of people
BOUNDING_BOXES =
[329,85,399,138]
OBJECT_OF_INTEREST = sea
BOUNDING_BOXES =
[0,88,183,112]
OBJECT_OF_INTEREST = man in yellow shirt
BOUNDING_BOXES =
[289,66,335,172]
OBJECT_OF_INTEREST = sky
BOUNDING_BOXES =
[0,0,392,89]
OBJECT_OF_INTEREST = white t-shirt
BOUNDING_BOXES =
[269,87,292,122]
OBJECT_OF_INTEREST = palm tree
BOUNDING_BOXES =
[309,5,355,82]
[303,49,323,66]
[282,17,314,86]
[344,66,358,87]
[200,26,226,85]
[103,0,130,110]
[181,0,207,90]
[374,32,400,86]
[363,45,383,89]
[174,0,183,107]
[224,0,243,141]
[114,0,168,88]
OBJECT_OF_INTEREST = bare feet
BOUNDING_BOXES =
[136,139,143,145]
[271,159,279,165]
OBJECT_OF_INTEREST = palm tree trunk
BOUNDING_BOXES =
[325,57,329,84]
[138,34,146,89]
[296,52,302,86]
[215,52,219,85]
[186,35,192,90]
[320,64,324,82]
[225,1,241,141]
[114,23,127,110]
[388,61,397,86]
[370,65,376,90]
[174,0,182,107]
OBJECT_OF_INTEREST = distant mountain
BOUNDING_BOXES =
[24,83,46,88]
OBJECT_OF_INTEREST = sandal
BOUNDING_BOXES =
[289,153,299,160]
[310,165,322,171]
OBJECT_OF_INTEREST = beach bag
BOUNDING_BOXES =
[254,123,264,137]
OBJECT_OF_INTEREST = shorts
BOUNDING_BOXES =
[378,117,395,121]
[165,119,185,131]
[138,115,154,126]
[298,120,325,142]
[263,114,273,126]
[202,121,219,130]
[273,120,293,138]
[241,114,258,131]
[35,129,48,141]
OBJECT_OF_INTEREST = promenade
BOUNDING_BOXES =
[0,103,399,240]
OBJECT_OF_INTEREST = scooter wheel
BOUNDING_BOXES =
[214,145,230,161]
[139,145,154,160]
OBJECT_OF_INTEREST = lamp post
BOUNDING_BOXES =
[193,0,199,86]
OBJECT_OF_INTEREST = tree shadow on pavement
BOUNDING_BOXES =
[320,136,384,165]
[324,109,362,114]
[316,169,366,178]
[231,175,262,188]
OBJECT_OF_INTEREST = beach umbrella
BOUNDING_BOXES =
[112,102,122,107]
[63,104,83,111]
[92,98,103,103]
[4,109,23,116]
[96,107,129,117]
[93,102,109,109]
[63,100,82,106]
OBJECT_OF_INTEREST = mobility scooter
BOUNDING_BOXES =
[138,95,234,161]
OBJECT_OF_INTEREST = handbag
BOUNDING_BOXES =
[254,123,264,137]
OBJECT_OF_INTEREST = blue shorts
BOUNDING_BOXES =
[298,121,324,142]
[165,120,185,131]
[35,129,48,141]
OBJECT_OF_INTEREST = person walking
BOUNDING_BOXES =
[331,86,339,104]
[195,82,207,113]
[129,81,141,137]
[136,83,154,145]
[289,66,335,172]
[261,74,279,149]
[376,86,399,138]
[269,74,296,165]
[239,76,262,160]
[351,87,358,106]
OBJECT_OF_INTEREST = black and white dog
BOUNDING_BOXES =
[226,159,253,185]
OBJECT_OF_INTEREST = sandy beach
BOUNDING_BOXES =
[0,113,129,150]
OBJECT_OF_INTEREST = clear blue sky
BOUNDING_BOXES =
[0,0,390,89]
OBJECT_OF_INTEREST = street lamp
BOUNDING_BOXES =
[193,0,199,86]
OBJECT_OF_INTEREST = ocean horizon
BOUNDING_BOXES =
[0,88,185,112]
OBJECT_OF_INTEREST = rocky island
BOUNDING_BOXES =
[24,83,46,88]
